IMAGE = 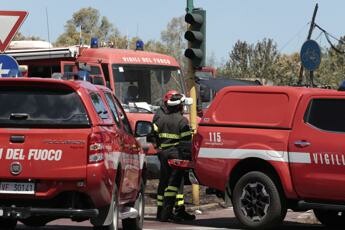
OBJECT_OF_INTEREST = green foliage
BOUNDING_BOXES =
[54,7,122,47]
[218,37,345,88]
[160,16,186,69]
[13,32,41,41]
[315,36,345,88]
[219,38,280,84]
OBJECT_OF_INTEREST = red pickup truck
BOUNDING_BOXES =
[172,85,345,229]
[0,77,150,230]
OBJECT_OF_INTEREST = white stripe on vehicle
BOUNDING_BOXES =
[289,152,311,163]
[198,148,311,164]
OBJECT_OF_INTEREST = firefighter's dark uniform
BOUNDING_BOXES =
[153,104,193,221]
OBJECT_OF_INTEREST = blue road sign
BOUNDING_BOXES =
[0,54,20,77]
[300,39,321,71]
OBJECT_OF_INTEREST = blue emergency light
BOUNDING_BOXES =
[136,40,144,50]
[338,80,345,91]
[91,37,99,48]
[78,70,90,81]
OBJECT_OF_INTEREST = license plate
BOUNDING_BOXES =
[0,182,35,194]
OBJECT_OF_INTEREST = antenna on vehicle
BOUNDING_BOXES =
[45,8,51,48]
[45,7,53,75]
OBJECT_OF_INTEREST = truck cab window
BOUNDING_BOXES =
[305,98,345,132]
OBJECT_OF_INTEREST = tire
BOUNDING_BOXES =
[0,218,17,230]
[92,185,119,230]
[21,217,50,227]
[122,180,145,230]
[232,171,286,229]
[313,209,345,228]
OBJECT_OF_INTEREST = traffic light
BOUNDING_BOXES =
[184,8,206,68]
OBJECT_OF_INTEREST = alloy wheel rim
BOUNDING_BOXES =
[239,182,270,222]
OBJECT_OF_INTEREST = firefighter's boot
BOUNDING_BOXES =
[160,197,182,222]
[156,206,162,220]
[174,205,196,221]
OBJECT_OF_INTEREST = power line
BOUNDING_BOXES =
[279,22,309,53]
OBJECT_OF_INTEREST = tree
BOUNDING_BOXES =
[274,53,300,85]
[160,16,186,69]
[145,40,170,54]
[316,36,345,88]
[219,38,280,84]
[13,32,41,41]
[55,7,120,47]
[220,40,253,78]
[55,19,81,46]
[251,38,280,80]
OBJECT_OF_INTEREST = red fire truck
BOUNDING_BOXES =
[6,43,186,178]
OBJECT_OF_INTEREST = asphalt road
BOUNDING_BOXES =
[15,208,327,230]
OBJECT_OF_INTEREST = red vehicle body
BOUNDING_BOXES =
[172,85,345,229]
[0,77,148,230]
[6,45,187,178]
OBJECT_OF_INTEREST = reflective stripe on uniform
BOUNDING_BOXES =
[157,195,163,200]
[164,191,177,197]
[160,142,179,148]
[176,200,184,206]
[164,185,178,197]
[180,131,192,138]
[157,201,163,206]
[176,194,184,199]
[166,186,178,192]
[159,133,180,139]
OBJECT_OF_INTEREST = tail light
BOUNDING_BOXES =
[192,132,203,162]
[88,133,105,163]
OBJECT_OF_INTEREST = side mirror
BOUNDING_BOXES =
[134,120,153,137]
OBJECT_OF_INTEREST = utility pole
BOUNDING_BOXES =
[298,3,318,86]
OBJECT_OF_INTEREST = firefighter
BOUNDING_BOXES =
[153,90,196,222]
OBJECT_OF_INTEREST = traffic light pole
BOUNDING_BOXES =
[186,0,200,207]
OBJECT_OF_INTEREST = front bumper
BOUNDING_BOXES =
[0,206,98,219]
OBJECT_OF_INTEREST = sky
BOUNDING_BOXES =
[1,0,345,65]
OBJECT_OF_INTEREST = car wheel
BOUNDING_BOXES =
[0,218,17,230]
[314,209,345,228]
[122,180,145,230]
[232,171,286,229]
[93,185,119,230]
[21,217,51,227]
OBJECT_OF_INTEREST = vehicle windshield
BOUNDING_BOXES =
[112,65,185,113]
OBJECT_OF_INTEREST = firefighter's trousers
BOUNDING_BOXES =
[156,147,184,220]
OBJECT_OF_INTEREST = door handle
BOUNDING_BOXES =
[294,140,311,148]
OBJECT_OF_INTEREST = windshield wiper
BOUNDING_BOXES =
[10,113,29,120]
